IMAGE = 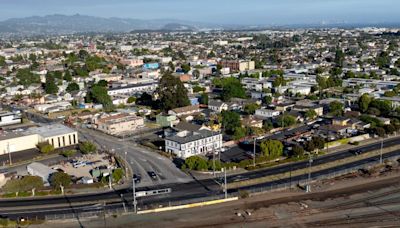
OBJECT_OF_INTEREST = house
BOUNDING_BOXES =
[208,100,228,113]
[173,121,209,132]
[168,105,201,117]
[255,109,280,119]
[165,129,223,159]
[332,117,351,126]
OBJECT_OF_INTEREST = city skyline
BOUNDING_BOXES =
[2,0,400,25]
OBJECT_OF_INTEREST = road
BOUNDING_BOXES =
[1,141,400,220]
[78,127,191,187]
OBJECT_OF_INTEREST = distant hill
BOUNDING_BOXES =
[0,14,212,35]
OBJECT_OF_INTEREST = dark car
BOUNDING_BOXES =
[148,171,157,180]
[133,174,141,183]
[350,149,363,155]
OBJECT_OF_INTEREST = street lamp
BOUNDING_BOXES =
[132,177,137,214]
[306,152,313,193]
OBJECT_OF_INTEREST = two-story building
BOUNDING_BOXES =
[165,130,222,159]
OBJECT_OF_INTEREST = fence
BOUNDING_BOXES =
[39,154,400,221]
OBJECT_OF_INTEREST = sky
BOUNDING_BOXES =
[1,0,399,25]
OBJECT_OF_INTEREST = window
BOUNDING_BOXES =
[69,135,71,145]
[73,134,76,144]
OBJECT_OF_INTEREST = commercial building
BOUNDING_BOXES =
[96,113,144,135]
[0,124,78,155]
[0,111,22,127]
[27,162,56,185]
[107,83,158,96]
[219,60,255,72]
[165,130,223,159]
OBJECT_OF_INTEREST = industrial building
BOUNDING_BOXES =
[0,124,78,155]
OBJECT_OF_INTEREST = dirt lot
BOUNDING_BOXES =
[37,163,400,228]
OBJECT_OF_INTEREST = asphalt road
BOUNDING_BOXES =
[78,127,191,187]
[1,138,400,219]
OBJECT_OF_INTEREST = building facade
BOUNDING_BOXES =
[165,130,223,159]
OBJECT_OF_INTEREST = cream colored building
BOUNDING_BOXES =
[96,113,144,136]
[0,124,79,155]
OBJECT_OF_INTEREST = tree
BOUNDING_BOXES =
[375,127,386,137]
[329,101,344,116]
[385,124,396,135]
[87,85,112,108]
[97,80,108,88]
[66,82,80,93]
[221,111,241,135]
[112,168,124,183]
[233,127,247,140]
[214,77,246,102]
[183,156,209,171]
[50,172,71,189]
[312,136,326,150]
[37,142,55,154]
[305,109,317,120]
[384,91,396,97]
[44,73,59,94]
[0,55,6,66]
[276,114,296,127]
[305,140,315,152]
[181,63,191,73]
[157,73,190,111]
[199,93,209,105]
[63,70,72,82]
[260,140,284,159]
[127,97,136,104]
[136,92,153,107]
[358,94,371,113]
[2,176,43,195]
[79,141,97,154]
[263,96,272,105]
[16,68,40,86]
[292,145,304,157]
[369,99,392,116]
[244,103,260,115]
[60,149,77,158]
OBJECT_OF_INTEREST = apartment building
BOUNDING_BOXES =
[0,111,22,127]
[165,130,223,159]
[219,60,255,72]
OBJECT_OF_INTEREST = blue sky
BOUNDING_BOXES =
[1,0,399,25]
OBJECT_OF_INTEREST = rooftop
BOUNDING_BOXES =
[166,129,221,144]
[24,124,76,138]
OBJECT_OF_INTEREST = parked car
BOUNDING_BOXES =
[133,174,141,183]
[148,171,157,180]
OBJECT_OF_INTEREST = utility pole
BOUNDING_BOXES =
[224,168,227,199]
[253,137,256,167]
[306,153,313,193]
[132,178,137,214]
[380,136,384,164]
[108,168,112,190]
[7,142,12,165]
[212,139,216,177]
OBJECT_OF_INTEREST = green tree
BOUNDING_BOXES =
[127,97,136,104]
[375,127,386,137]
[157,73,190,111]
[181,63,191,73]
[63,70,72,82]
[233,127,247,140]
[0,55,6,66]
[2,176,43,194]
[263,96,272,105]
[276,114,296,127]
[199,93,209,105]
[136,92,153,107]
[16,68,40,86]
[87,85,113,108]
[183,156,209,171]
[244,103,260,115]
[37,142,55,154]
[329,101,344,116]
[214,77,246,101]
[358,94,372,113]
[79,141,97,154]
[221,111,241,135]
[112,168,124,183]
[260,140,284,159]
[50,172,71,189]
[66,82,80,93]
[305,109,317,120]
[292,145,304,157]
[60,149,77,158]
[44,73,59,94]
